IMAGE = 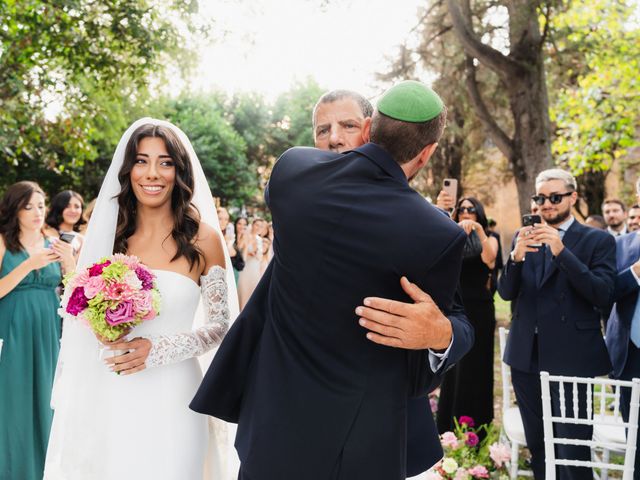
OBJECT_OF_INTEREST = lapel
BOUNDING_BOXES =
[352,143,409,185]
[619,233,640,271]
[540,220,582,286]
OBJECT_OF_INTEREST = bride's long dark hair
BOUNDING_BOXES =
[113,124,203,271]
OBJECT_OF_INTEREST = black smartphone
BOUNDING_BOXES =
[59,233,75,244]
[522,214,542,247]
[522,214,541,227]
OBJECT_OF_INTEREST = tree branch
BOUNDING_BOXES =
[464,56,514,160]
[446,0,521,76]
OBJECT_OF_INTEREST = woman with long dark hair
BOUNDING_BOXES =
[437,196,499,433]
[44,190,86,255]
[0,181,75,480]
[44,120,240,479]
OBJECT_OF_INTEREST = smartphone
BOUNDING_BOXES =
[442,178,458,208]
[522,214,542,247]
[59,232,75,244]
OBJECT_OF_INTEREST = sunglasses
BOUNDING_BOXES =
[531,192,573,206]
[458,206,477,214]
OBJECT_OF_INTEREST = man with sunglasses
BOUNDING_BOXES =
[498,168,616,480]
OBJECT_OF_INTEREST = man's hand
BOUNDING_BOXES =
[531,223,565,257]
[511,226,540,262]
[355,277,452,350]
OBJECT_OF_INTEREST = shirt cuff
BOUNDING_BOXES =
[631,266,640,285]
[428,333,454,372]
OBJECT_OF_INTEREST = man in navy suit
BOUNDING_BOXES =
[191,81,474,479]
[312,89,472,478]
[606,178,640,476]
[498,168,615,479]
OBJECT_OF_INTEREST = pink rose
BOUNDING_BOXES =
[454,468,470,480]
[458,416,475,428]
[467,465,489,478]
[105,301,134,326]
[83,276,106,299]
[134,290,153,315]
[489,442,511,468]
[441,431,459,449]
[465,432,479,447]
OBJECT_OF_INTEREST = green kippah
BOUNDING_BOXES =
[377,80,444,123]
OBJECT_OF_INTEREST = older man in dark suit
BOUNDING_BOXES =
[606,178,640,476]
[192,81,474,479]
[498,168,616,479]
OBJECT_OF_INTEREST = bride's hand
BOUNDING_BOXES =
[104,337,152,375]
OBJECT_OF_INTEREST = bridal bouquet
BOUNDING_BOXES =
[61,254,161,341]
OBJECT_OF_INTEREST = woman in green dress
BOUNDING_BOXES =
[0,181,75,480]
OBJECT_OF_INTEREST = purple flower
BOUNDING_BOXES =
[466,432,480,447]
[89,260,111,277]
[105,301,134,326]
[459,415,475,428]
[135,266,154,290]
[66,287,89,315]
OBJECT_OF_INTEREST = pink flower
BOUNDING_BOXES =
[83,276,106,299]
[489,442,511,468]
[458,416,475,428]
[105,300,134,326]
[89,260,111,277]
[465,432,480,447]
[135,266,154,290]
[104,281,136,301]
[441,431,459,449]
[124,271,142,290]
[133,290,152,314]
[66,287,88,315]
[467,465,489,478]
[454,468,470,480]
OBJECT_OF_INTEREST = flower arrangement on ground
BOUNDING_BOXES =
[426,416,511,480]
[61,254,161,341]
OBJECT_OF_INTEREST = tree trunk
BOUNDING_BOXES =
[447,0,553,216]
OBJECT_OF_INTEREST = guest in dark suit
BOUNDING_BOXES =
[191,81,474,480]
[606,178,640,476]
[498,168,615,480]
[312,88,472,478]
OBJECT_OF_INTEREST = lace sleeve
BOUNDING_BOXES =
[145,266,230,368]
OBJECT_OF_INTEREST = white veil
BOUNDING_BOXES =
[48,118,240,479]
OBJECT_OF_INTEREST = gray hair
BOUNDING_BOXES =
[535,168,577,191]
[312,90,373,128]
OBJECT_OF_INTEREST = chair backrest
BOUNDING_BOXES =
[540,372,640,480]
[498,327,513,414]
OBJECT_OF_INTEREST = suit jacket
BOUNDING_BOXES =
[191,143,473,479]
[497,220,615,376]
[606,232,640,378]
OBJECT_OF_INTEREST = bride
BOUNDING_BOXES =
[44,119,240,479]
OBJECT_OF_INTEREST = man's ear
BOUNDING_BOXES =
[417,142,438,168]
[362,117,372,143]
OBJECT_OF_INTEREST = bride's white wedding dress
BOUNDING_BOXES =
[44,267,238,480]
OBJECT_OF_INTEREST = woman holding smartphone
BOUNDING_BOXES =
[0,181,75,480]
[436,196,499,435]
[44,190,86,256]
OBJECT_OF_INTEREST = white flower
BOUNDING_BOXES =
[442,458,459,475]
